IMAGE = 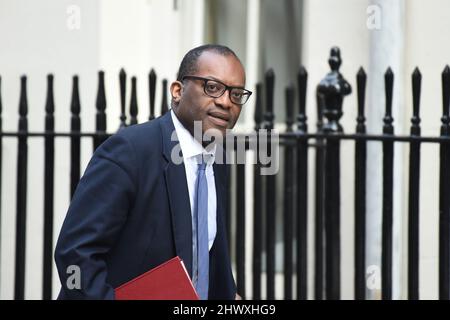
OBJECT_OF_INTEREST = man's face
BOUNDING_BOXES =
[171,51,246,140]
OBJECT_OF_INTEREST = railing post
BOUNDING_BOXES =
[236,139,246,298]
[149,69,157,121]
[43,74,55,300]
[439,65,450,300]
[129,76,138,125]
[161,79,168,115]
[317,47,351,300]
[408,67,422,300]
[314,89,325,300]
[15,76,28,300]
[264,69,276,300]
[296,66,308,300]
[119,68,127,129]
[355,67,367,300]
[70,76,81,199]
[94,71,107,151]
[252,83,263,300]
[382,67,394,300]
[283,84,295,300]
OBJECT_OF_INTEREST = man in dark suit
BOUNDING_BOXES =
[54,44,252,299]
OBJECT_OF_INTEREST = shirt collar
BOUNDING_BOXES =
[171,109,216,165]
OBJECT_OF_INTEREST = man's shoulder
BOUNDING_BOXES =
[117,118,160,139]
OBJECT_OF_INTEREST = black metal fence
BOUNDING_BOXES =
[233,47,450,300]
[1,47,449,300]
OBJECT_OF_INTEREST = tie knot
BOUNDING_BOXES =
[197,155,208,171]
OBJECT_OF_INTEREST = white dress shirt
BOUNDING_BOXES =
[171,110,217,250]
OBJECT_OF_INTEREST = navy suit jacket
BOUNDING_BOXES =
[54,112,236,299]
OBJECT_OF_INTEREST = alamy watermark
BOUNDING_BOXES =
[170,121,279,175]
[366,264,381,290]
[66,265,81,290]
[66,5,81,30]
[367,4,382,30]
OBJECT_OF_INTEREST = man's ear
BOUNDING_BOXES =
[170,81,183,105]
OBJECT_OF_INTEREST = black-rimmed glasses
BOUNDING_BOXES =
[182,75,252,105]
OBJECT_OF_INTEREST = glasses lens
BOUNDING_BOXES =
[230,89,250,105]
[204,80,225,97]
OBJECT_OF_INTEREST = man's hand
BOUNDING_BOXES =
[235,293,242,300]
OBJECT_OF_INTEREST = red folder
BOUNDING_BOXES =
[115,256,199,300]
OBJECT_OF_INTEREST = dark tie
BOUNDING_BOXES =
[194,159,209,300]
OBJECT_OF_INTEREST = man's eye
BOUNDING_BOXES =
[206,83,220,92]
[232,91,243,98]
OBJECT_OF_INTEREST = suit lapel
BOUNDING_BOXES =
[159,112,193,278]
